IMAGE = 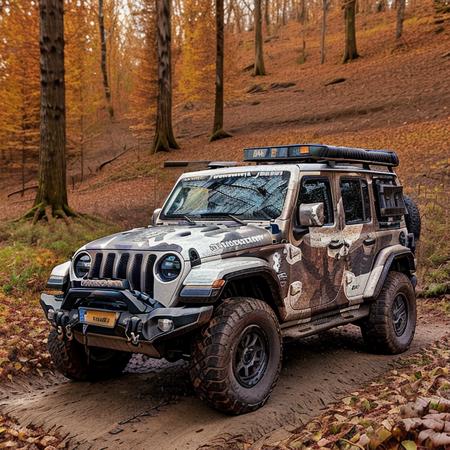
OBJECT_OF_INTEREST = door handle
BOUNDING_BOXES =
[363,237,376,246]
[328,240,344,249]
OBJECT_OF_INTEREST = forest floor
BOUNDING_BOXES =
[0,2,449,449]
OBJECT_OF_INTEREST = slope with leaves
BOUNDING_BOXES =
[266,331,450,450]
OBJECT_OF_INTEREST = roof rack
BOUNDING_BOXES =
[243,144,399,167]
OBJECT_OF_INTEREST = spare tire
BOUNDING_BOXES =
[404,195,421,241]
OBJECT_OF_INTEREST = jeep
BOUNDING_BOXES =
[41,144,421,415]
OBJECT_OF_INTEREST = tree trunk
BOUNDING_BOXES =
[375,0,387,12]
[98,0,114,119]
[396,0,405,39]
[265,0,270,34]
[32,0,74,222]
[342,0,359,63]
[297,0,307,64]
[320,0,329,64]
[253,0,266,76]
[211,0,231,141]
[282,0,287,24]
[153,0,179,153]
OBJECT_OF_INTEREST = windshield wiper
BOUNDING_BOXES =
[182,214,197,225]
[200,213,246,226]
[226,214,246,226]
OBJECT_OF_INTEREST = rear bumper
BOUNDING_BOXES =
[40,287,213,358]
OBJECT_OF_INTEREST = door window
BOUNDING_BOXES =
[340,178,371,224]
[298,177,334,225]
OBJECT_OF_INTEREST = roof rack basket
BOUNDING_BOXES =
[243,144,399,168]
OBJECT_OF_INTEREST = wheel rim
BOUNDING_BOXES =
[233,325,269,388]
[392,293,408,336]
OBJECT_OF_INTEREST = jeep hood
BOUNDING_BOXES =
[82,224,274,260]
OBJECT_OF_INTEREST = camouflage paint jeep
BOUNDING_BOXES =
[41,144,421,415]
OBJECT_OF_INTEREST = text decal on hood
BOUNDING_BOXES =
[209,235,265,252]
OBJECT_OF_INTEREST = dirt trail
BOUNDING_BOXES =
[1,319,448,450]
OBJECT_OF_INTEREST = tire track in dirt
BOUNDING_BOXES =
[1,321,448,450]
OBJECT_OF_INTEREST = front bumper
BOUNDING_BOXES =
[40,286,213,358]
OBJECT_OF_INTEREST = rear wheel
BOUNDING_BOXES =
[360,271,416,354]
[190,297,282,415]
[48,330,131,381]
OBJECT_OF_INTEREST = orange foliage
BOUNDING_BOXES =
[127,0,158,145]
[0,0,40,182]
[65,0,104,181]
[177,0,215,102]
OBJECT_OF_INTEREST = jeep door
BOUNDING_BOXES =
[287,174,348,315]
[337,174,377,303]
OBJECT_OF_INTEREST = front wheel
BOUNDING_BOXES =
[190,297,282,415]
[48,330,131,381]
[360,271,416,354]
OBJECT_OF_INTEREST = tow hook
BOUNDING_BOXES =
[125,316,142,346]
[51,311,76,341]
[65,325,73,340]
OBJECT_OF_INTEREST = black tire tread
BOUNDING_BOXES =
[190,297,282,415]
[48,330,131,381]
[361,271,416,354]
[48,330,90,380]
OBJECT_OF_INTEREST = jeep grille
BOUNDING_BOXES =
[87,251,157,297]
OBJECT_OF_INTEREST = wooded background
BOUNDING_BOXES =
[0,0,419,192]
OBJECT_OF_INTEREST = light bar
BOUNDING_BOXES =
[243,144,399,167]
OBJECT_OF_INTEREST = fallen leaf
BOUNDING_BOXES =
[401,441,417,450]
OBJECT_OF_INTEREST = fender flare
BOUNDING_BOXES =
[179,257,281,305]
[364,245,416,301]
[47,261,71,291]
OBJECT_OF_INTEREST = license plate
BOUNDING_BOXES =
[79,309,118,328]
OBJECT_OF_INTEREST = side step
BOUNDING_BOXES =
[281,305,370,340]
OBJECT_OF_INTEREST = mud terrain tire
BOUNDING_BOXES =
[404,195,421,241]
[190,297,282,415]
[48,330,131,381]
[361,272,416,354]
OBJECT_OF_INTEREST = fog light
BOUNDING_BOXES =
[158,318,174,332]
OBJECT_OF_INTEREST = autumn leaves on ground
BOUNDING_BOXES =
[0,0,449,449]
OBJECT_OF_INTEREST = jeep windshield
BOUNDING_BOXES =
[161,170,291,221]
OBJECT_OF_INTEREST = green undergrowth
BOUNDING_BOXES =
[408,182,450,298]
[0,218,119,295]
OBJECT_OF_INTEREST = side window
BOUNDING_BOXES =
[340,178,371,224]
[298,177,334,225]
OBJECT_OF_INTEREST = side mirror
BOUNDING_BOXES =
[298,202,325,227]
[151,208,162,226]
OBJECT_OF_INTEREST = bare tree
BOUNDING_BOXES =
[98,0,114,119]
[396,0,406,39]
[153,0,179,153]
[265,0,270,33]
[298,0,307,64]
[375,0,387,12]
[211,0,231,141]
[254,0,266,75]
[320,0,330,64]
[282,0,287,24]
[342,0,359,63]
[31,0,74,222]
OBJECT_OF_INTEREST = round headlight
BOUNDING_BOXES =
[158,255,181,282]
[74,252,91,278]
